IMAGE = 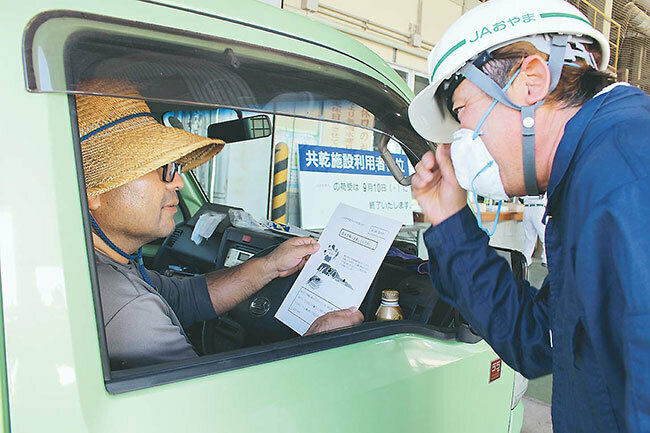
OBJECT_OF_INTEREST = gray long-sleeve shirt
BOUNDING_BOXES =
[95,251,217,370]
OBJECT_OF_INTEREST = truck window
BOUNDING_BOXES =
[24,11,435,391]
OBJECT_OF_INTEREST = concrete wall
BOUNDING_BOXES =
[282,0,483,76]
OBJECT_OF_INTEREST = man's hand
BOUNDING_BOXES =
[205,237,318,314]
[264,237,320,279]
[304,307,364,335]
[412,146,467,226]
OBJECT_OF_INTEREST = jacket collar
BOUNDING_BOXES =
[543,84,632,221]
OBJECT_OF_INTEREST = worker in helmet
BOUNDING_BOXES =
[409,0,650,431]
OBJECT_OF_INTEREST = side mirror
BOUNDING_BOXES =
[207,115,272,143]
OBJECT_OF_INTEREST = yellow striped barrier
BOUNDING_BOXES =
[272,142,289,223]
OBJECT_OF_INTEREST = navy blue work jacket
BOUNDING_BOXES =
[423,85,650,432]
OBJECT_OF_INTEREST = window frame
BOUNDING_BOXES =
[23,10,431,164]
[389,64,429,96]
[52,10,462,393]
[69,92,466,393]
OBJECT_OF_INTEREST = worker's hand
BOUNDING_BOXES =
[264,237,320,278]
[412,147,467,226]
[304,307,364,335]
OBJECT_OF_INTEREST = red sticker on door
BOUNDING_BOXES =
[489,359,502,383]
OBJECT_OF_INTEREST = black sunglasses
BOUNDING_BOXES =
[161,161,183,183]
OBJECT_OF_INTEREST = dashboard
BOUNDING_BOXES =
[149,202,488,354]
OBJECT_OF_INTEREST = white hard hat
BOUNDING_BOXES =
[409,0,610,144]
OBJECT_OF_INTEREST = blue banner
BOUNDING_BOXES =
[298,144,409,176]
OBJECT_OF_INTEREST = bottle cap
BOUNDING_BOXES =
[381,290,399,302]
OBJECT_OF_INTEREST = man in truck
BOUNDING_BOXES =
[77,78,363,370]
[408,0,649,431]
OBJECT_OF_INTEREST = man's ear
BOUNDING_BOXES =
[517,54,551,106]
[87,194,101,211]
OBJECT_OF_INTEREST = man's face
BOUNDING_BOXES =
[91,166,184,248]
[451,79,525,195]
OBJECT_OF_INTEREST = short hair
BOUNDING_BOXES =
[483,40,615,108]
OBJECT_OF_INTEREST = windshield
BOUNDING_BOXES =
[24,11,432,172]
[165,109,414,229]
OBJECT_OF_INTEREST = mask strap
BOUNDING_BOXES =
[471,161,503,236]
[471,99,498,141]
[460,34,570,196]
[472,192,503,237]
[469,68,517,235]
[89,213,156,289]
[461,34,569,109]
[460,63,520,110]
[471,69,521,140]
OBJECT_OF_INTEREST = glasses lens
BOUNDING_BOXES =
[162,163,172,183]
[162,162,182,182]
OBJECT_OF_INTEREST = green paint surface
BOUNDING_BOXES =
[0,1,521,432]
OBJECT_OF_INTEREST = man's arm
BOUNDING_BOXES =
[154,236,363,334]
[412,148,551,378]
[425,206,552,378]
[205,237,319,314]
[147,272,216,327]
[576,178,650,432]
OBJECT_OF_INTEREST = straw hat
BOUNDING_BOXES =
[76,79,225,196]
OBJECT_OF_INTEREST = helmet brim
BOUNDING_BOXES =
[408,78,460,144]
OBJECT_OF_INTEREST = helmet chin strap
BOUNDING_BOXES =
[458,34,570,196]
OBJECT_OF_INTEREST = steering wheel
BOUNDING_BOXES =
[227,271,301,345]
[226,241,309,346]
[226,240,382,345]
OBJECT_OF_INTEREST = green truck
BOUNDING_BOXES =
[0,0,526,431]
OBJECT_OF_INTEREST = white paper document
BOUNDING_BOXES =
[275,203,402,335]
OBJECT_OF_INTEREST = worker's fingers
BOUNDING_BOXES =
[434,144,457,182]
[296,256,309,270]
[413,152,441,191]
[284,238,320,257]
[412,166,440,190]
[286,236,318,247]
[344,307,365,324]
[304,307,365,335]
[420,151,435,169]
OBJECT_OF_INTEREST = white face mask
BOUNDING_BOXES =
[450,128,509,201]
